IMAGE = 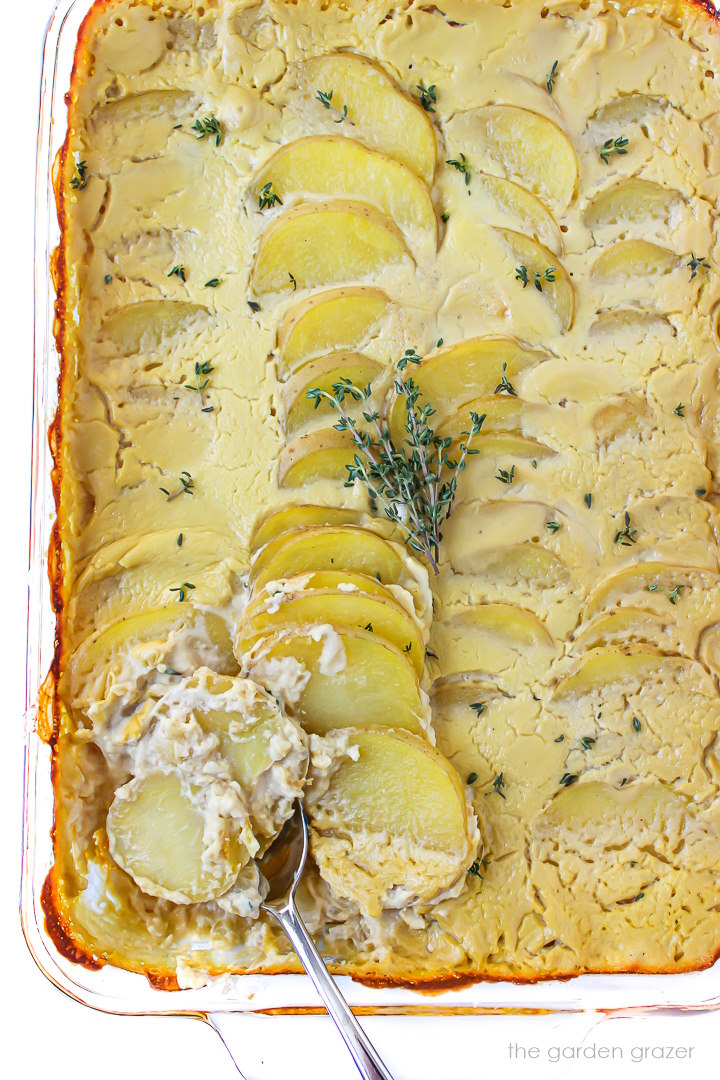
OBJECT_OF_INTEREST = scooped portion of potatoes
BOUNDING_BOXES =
[305,729,480,917]
[107,769,249,905]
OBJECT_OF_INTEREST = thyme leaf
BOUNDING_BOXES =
[688,253,710,279]
[416,83,437,111]
[495,465,515,485]
[70,159,88,190]
[185,361,214,413]
[546,59,559,94]
[470,701,487,716]
[599,135,629,163]
[446,153,472,188]
[159,470,194,502]
[516,264,556,291]
[168,264,186,282]
[192,115,222,145]
[315,89,354,125]
[258,181,282,211]
[614,510,638,546]
[494,362,518,397]
[490,772,506,799]
[170,582,195,602]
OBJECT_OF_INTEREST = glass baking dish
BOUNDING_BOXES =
[21,0,720,1074]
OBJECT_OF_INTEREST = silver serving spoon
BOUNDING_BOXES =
[259,799,395,1080]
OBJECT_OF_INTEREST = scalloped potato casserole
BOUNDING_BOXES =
[46,0,720,987]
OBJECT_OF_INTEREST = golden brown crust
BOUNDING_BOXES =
[42,0,720,991]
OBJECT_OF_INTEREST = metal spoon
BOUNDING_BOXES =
[259,799,395,1080]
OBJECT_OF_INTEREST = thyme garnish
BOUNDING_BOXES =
[305,349,485,573]
[673,403,685,417]
[688,253,710,279]
[315,89,354,125]
[554,735,565,743]
[248,300,261,313]
[185,361,214,413]
[696,487,707,497]
[470,701,487,717]
[104,274,112,284]
[632,716,641,732]
[70,159,88,190]
[599,135,629,163]
[496,465,515,485]
[584,493,592,508]
[205,278,221,288]
[647,582,683,604]
[494,362,518,397]
[441,211,450,223]
[259,181,282,210]
[403,642,412,653]
[546,521,561,532]
[446,153,471,189]
[168,265,186,282]
[468,859,483,877]
[515,264,556,291]
[490,773,506,799]
[289,272,297,291]
[467,771,478,784]
[560,773,578,787]
[364,622,374,632]
[546,59,559,95]
[614,511,637,546]
[170,582,195,602]
[177,533,183,547]
[580,736,596,750]
[417,82,437,111]
[192,115,222,145]
[160,471,194,501]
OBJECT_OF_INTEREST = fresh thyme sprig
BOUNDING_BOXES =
[598,135,629,163]
[515,264,556,291]
[446,153,471,188]
[160,471,194,501]
[305,349,486,573]
[417,82,437,111]
[258,181,282,210]
[168,264,186,282]
[494,362,518,397]
[70,159,88,190]
[688,253,710,279]
[614,510,637,546]
[546,59,559,95]
[192,115,222,145]
[185,361,214,413]
[315,89,354,125]
[170,582,195,602]
[648,582,683,604]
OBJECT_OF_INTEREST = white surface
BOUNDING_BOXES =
[2,4,720,1077]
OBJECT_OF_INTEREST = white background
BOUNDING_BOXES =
[2,3,719,1077]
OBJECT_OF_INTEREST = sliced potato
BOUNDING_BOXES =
[302,54,437,183]
[246,628,427,736]
[236,589,425,675]
[253,136,436,238]
[468,174,562,254]
[251,525,406,591]
[498,229,574,332]
[431,603,556,676]
[387,336,544,443]
[591,240,679,282]
[447,105,578,209]
[572,608,669,652]
[101,301,207,355]
[306,728,477,916]
[251,504,388,552]
[457,432,553,460]
[584,179,680,229]
[432,395,524,442]
[250,569,393,604]
[277,428,355,487]
[280,352,384,433]
[253,200,410,295]
[106,770,246,904]
[277,287,389,378]
[584,562,718,618]
[553,645,712,698]
[63,605,237,709]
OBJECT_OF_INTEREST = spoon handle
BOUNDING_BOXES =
[267,900,395,1080]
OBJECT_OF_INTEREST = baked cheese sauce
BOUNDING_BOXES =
[51,0,720,985]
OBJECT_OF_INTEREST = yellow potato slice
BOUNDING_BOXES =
[302,54,437,183]
[101,301,208,355]
[236,589,425,676]
[431,603,556,676]
[251,504,386,552]
[584,562,718,618]
[498,229,574,332]
[306,728,476,916]
[277,287,390,379]
[572,608,669,652]
[277,428,355,488]
[447,105,578,209]
[553,645,713,698]
[246,628,426,736]
[584,179,680,229]
[253,136,437,239]
[280,351,384,434]
[433,395,524,442]
[252,200,410,295]
[251,525,406,591]
[591,240,679,282]
[460,432,553,460]
[250,569,393,605]
[63,605,237,709]
[387,336,544,443]
[106,770,246,904]
[468,173,562,254]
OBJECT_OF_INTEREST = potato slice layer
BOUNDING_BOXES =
[280,352,383,433]
[277,287,389,378]
[251,525,406,591]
